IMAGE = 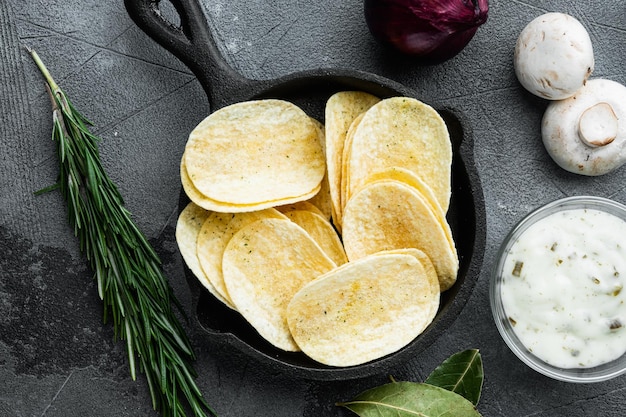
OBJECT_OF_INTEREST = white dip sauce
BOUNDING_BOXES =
[501,208,626,368]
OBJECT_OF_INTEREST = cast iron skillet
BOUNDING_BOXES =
[125,0,486,380]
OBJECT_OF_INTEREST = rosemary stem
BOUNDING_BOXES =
[28,48,60,93]
[29,48,217,417]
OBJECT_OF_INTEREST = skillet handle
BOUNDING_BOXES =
[124,0,249,108]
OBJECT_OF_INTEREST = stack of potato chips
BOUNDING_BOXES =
[176,94,458,366]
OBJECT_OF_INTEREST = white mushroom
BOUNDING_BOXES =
[541,79,626,176]
[514,12,594,100]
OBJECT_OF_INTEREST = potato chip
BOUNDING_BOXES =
[342,179,458,291]
[305,118,333,220]
[359,167,455,248]
[175,202,232,307]
[196,208,287,309]
[282,209,347,266]
[338,112,366,229]
[375,248,440,318]
[346,96,452,212]
[325,92,380,228]
[184,99,325,205]
[276,201,326,218]
[181,151,321,213]
[311,117,326,150]
[222,218,336,351]
[307,180,332,221]
[286,252,438,366]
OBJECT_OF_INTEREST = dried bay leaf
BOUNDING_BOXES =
[425,349,484,406]
[338,381,482,417]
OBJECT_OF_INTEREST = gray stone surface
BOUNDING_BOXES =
[2,0,626,416]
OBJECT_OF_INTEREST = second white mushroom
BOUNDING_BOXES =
[541,79,626,176]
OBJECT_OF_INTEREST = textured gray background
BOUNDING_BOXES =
[2,0,626,416]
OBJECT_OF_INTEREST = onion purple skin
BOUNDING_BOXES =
[364,0,489,64]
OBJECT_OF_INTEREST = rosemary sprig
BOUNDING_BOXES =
[28,48,217,417]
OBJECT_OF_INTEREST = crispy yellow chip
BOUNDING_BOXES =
[306,118,333,220]
[361,166,443,213]
[338,112,366,230]
[181,151,321,213]
[375,248,441,318]
[175,202,232,307]
[311,117,326,151]
[325,92,380,228]
[184,99,325,205]
[282,209,347,266]
[342,179,458,291]
[196,208,287,309]
[222,218,336,351]
[346,97,452,212]
[276,201,326,217]
[286,252,438,366]
[360,167,455,248]
[307,179,332,221]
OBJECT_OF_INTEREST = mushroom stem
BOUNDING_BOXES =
[579,102,618,147]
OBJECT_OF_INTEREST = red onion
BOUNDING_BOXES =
[364,0,489,64]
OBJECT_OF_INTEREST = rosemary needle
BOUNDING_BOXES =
[29,48,217,417]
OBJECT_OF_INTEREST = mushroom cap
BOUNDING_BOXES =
[514,12,594,100]
[541,79,626,176]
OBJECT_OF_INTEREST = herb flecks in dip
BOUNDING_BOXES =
[501,208,626,368]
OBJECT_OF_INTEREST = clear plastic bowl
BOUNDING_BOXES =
[490,195,626,383]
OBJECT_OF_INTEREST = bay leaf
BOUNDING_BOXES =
[425,349,483,406]
[337,381,482,417]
